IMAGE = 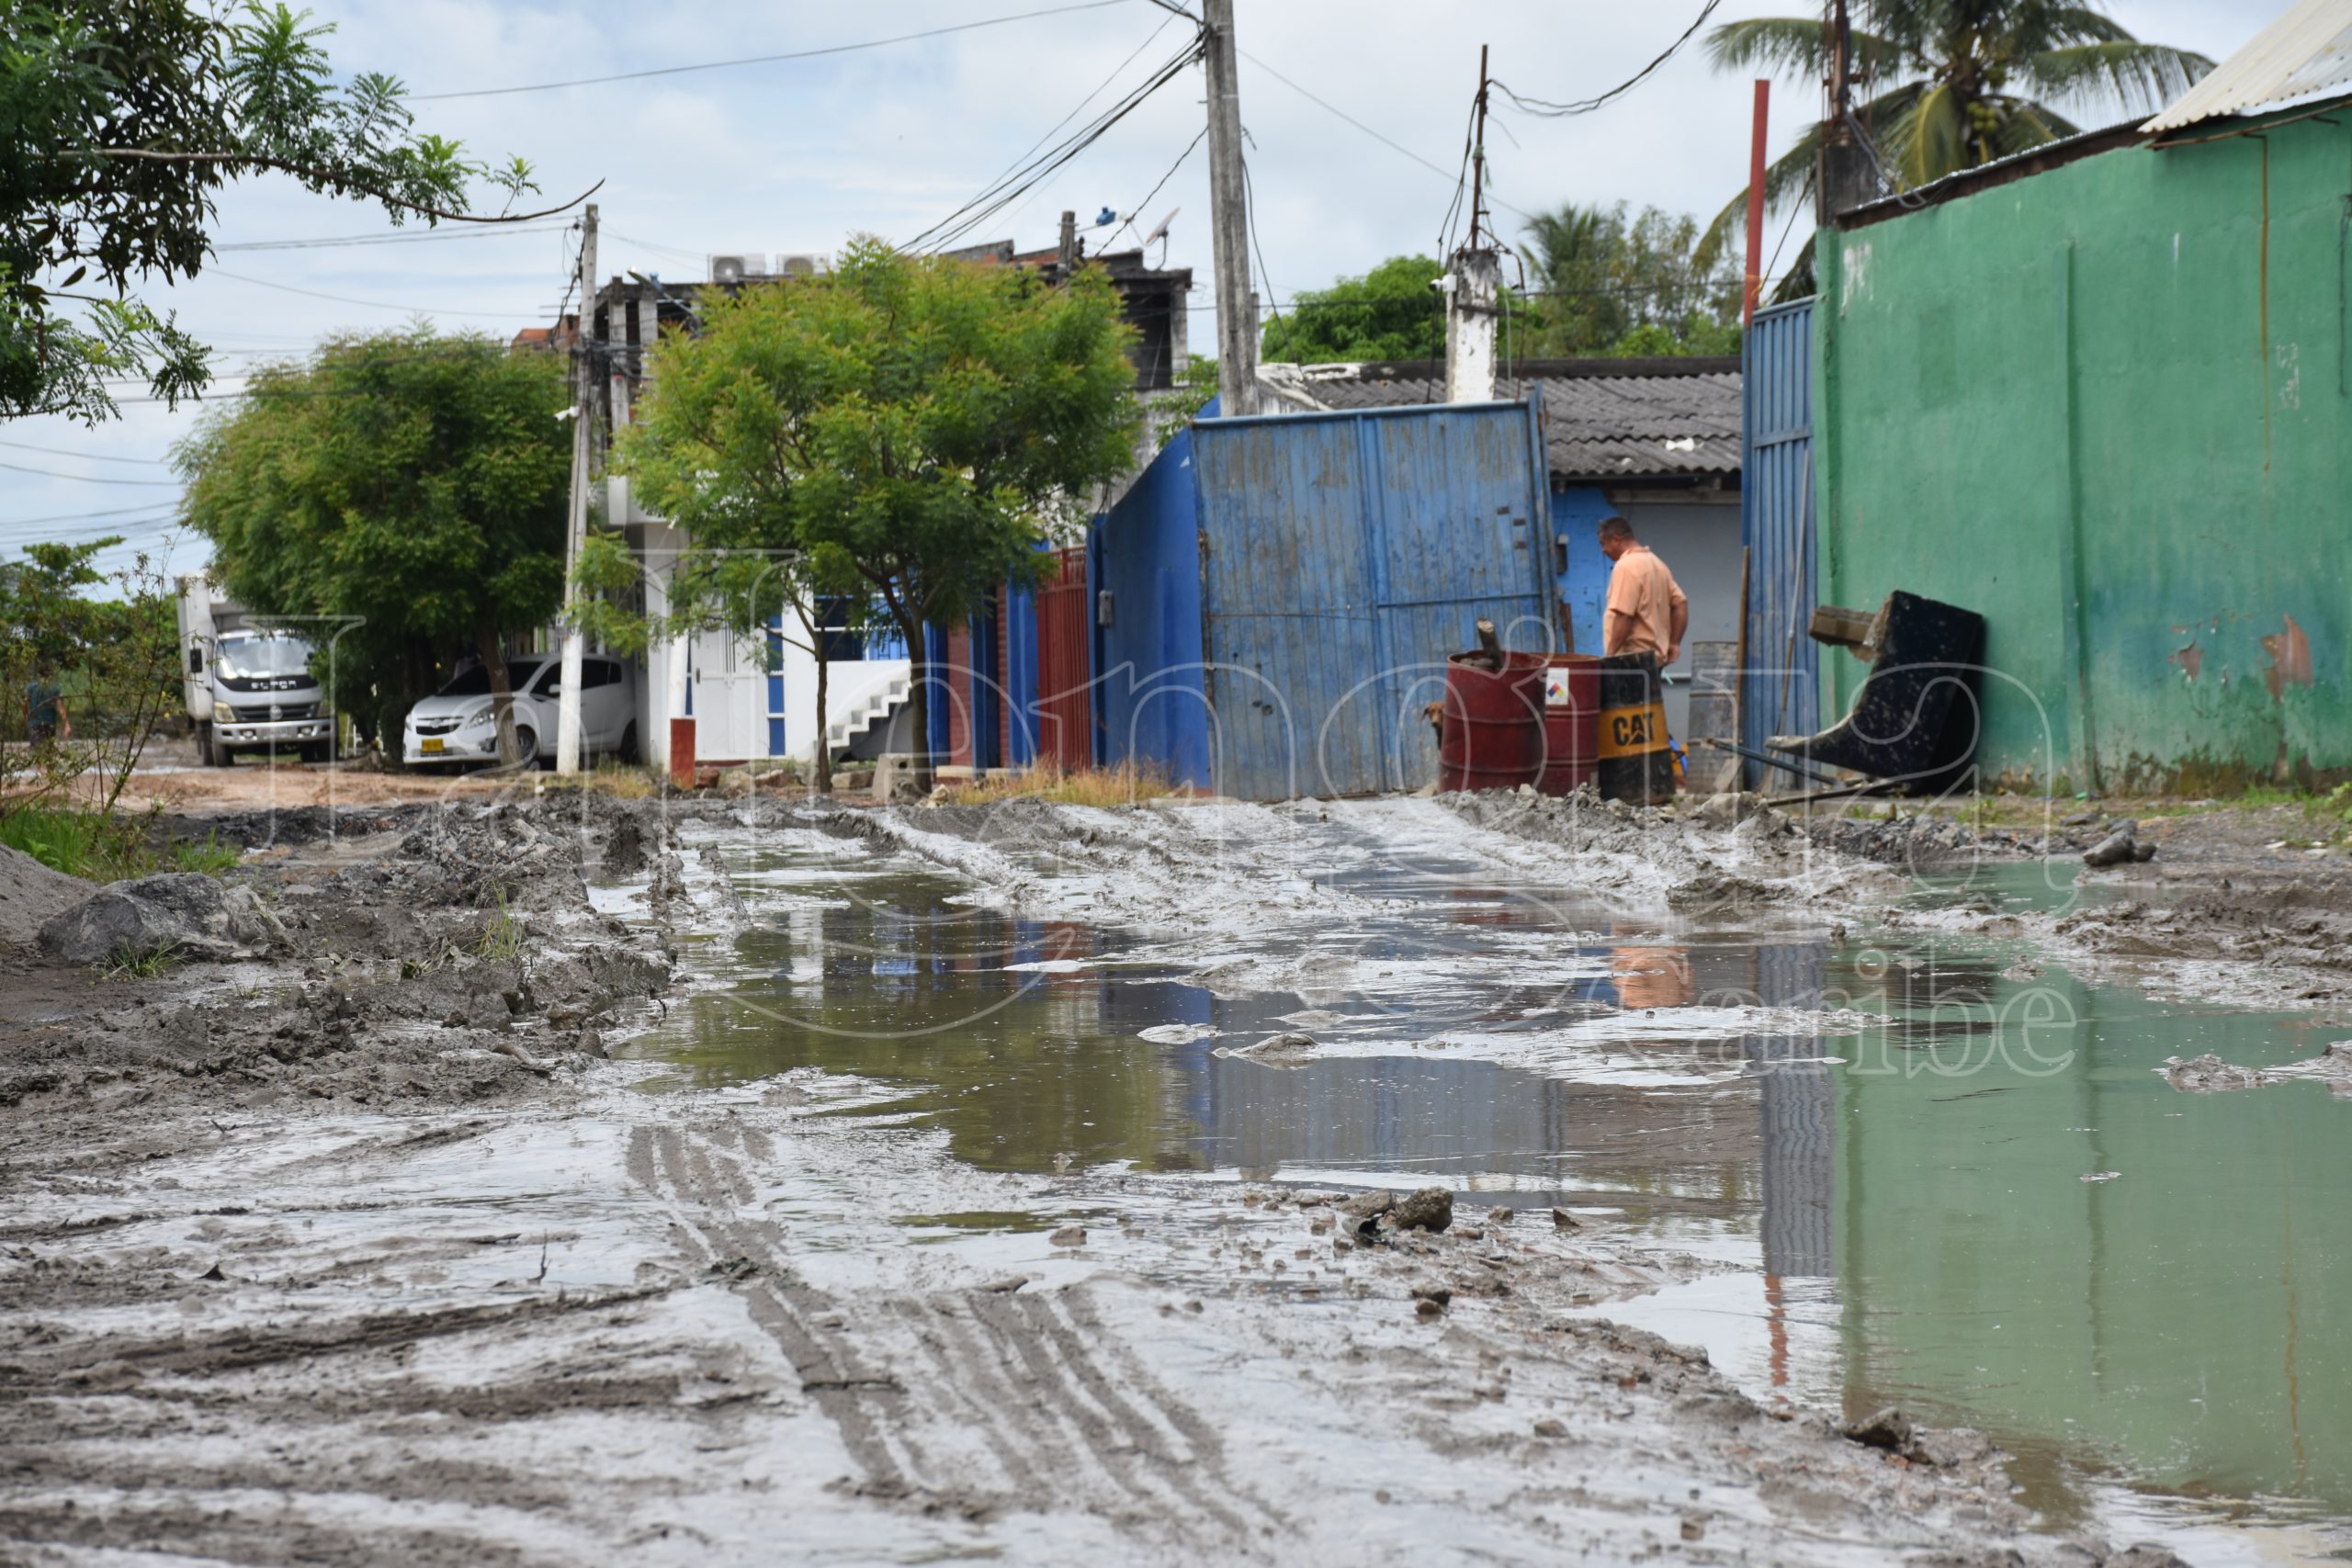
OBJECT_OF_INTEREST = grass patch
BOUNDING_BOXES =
[1,807,155,881]
[0,807,245,882]
[103,942,183,982]
[475,888,526,962]
[938,761,1179,808]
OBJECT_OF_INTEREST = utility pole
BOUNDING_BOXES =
[1817,0,1871,221]
[1444,48,1499,405]
[1202,0,1257,418]
[1743,80,1770,323]
[554,204,596,776]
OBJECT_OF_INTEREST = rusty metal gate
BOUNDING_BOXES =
[1034,547,1093,771]
[1190,395,1553,799]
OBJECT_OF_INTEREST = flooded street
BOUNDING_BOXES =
[621,801,2352,1564]
[10,787,2350,1566]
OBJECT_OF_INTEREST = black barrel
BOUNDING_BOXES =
[1597,652,1675,805]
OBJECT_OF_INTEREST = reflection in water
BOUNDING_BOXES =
[619,831,2352,1555]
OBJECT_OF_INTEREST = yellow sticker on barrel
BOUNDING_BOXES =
[1598,701,1668,759]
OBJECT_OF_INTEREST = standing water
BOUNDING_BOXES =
[612,808,2352,1562]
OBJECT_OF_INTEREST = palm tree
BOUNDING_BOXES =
[1700,2,2214,294]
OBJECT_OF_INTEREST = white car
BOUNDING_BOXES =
[402,655,640,769]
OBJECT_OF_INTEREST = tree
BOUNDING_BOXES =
[1699,4,2212,296]
[1519,203,1740,358]
[175,329,571,763]
[3,0,549,425]
[615,239,1141,793]
[1261,254,1445,364]
[0,537,178,820]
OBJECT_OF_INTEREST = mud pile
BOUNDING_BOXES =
[0,797,675,1122]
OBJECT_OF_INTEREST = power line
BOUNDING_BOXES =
[414,0,1137,100]
[1491,0,1724,118]
[905,36,1204,254]
[0,500,181,528]
[1238,50,1533,224]
[0,437,170,466]
[0,459,181,486]
[1107,125,1206,251]
[213,221,571,252]
[203,267,547,321]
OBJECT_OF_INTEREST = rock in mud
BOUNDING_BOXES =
[1220,1032,1319,1067]
[1385,1187,1453,1234]
[1667,867,1778,913]
[601,815,648,875]
[1048,1224,1086,1247]
[40,873,285,965]
[2083,829,2143,868]
[1841,1406,1914,1453]
[2161,1054,2267,1092]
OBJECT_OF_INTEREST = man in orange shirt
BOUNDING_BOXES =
[1598,514,1687,662]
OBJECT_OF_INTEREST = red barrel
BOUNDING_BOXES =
[1440,651,1546,792]
[1538,653,1600,795]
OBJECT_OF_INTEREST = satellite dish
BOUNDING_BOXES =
[1142,208,1179,246]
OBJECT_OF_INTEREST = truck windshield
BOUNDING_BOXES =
[437,659,545,697]
[215,634,314,680]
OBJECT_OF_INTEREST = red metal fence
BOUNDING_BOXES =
[1035,547,1093,770]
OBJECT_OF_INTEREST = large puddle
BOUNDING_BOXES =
[613,812,2352,1563]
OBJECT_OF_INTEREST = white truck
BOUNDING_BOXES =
[175,574,334,767]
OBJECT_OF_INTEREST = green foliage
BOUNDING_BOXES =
[0,806,228,882]
[1147,353,1216,445]
[0,537,179,816]
[1517,204,1740,358]
[2,0,537,424]
[613,239,1142,780]
[175,328,571,750]
[1699,3,2213,293]
[1261,254,1444,364]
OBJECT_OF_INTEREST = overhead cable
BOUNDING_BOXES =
[1239,51,1532,223]
[0,437,171,465]
[414,0,1137,100]
[1491,0,1723,118]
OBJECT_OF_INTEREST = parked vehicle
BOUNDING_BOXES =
[176,574,334,767]
[401,654,639,770]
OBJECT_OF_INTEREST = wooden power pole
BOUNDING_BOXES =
[554,204,596,775]
[1201,0,1257,418]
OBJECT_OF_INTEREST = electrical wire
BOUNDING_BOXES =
[0,500,182,528]
[0,437,170,465]
[1491,0,1723,118]
[212,222,571,252]
[203,267,548,321]
[1239,50,1533,223]
[413,0,1138,100]
[1107,125,1206,250]
[904,36,1204,254]
[979,9,1187,221]
[0,460,181,486]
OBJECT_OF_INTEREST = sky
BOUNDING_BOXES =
[2,0,2265,586]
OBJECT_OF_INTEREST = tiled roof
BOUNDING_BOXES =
[1264,357,1743,480]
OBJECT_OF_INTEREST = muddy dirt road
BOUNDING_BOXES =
[6,783,2340,1564]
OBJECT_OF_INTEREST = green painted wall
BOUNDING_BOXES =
[1815,111,2352,790]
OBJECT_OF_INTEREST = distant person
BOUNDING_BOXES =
[25,670,70,745]
[1598,514,1687,666]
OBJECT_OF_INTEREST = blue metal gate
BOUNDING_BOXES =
[1741,298,1820,786]
[1191,395,1553,799]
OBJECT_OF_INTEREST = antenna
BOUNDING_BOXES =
[1142,208,1179,246]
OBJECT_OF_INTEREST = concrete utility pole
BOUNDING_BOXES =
[1444,47,1499,405]
[1202,0,1257,418]
[1816,0,1873,221]
[554,204,596,776]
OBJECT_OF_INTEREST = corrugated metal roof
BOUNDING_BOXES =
[2144,0,2352,131]
[1265,362,1742,479]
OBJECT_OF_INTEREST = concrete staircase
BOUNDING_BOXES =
[825,668,910,754]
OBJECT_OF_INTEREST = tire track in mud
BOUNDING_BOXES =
[628,1119,1281,1546]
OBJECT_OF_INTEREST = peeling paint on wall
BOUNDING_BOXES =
[2173,640,2203,682]
[2261,613,2312,699]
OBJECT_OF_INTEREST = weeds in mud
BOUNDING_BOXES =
[103,942,182,982]
[171,831,241,875]
[939,761,1179,808]
[475,891,526,963]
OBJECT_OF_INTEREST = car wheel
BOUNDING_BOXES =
[196,722,217,767]
[618,721,640,764]
[300,741,330,765]
[512,725,539,769]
